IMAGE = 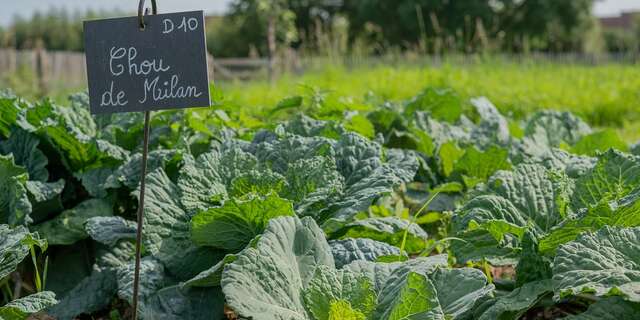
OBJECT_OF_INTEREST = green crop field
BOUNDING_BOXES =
[219,59,640,141]
[1,57,640,319]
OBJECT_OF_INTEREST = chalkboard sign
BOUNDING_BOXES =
[83,11,211,114]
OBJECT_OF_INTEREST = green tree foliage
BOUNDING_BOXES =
[602,14,640,53]
[0,0,598,56]
[3,8,124,51]
[342,0,595,53]
[212,0,596,56]
[209,0,336,57]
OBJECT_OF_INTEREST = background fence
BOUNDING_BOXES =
[0,48,235,95]
[0,48,638,95]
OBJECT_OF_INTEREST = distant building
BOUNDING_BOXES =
[599,11,639,29]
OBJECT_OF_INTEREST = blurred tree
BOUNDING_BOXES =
[210,0,343,57]
[341,0,595,53]
[498,0,594,52]
[1,0,602,56]
[5,9,122,51]
[211,0,298,57]
[600,13,640,53]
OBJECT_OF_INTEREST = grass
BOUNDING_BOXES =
[219,58,640,141]
[3,56,639,141]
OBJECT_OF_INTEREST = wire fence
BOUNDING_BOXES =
[0,48,638,94]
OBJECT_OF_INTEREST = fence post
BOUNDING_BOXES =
[207,53,215,83]
[34,40,49,96]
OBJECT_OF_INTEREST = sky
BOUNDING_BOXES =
[1,0,639,26]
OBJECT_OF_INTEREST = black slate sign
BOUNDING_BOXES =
[84,11,210,114]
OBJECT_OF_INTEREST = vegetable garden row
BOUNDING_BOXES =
[0,87,639,319]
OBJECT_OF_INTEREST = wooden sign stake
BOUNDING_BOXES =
[132,110,151,319]
[83,0,210,317]
[131,2,156,319]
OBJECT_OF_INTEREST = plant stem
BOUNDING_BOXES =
[1,278,12,302]
[29,245,42,292]
[43,255,49,291]
[398,191,440,260]
[482,259,493,283]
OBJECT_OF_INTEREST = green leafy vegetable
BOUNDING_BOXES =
[221,216,334,319]
[33,198,113,245]
[335,217,428,254]
[553,226,640,302]
[191,193,295,251]
[0,291,57,320]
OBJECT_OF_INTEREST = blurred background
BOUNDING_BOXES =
[3,0,640,56]
[0,0,639,139]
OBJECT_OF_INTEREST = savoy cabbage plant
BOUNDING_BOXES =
[1,88,639,319]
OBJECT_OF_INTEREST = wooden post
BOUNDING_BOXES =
[131,110,151,320]
[267,14,277,83]
[34,39,49,96]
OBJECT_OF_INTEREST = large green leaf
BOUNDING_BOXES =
[572,149,640,209]
[0,128,48,181]
[48,242,133,319]
[0,155,30,226]
[139,286,225,320]
[452,164,571,264]
[105,149,182,190]
[516,230,552,286]
[342,256,491,320]
[487,164,569,230]
[540,191,640,254]
[414,113,473,149]
[116,257,165,304]
[404,87,465,123]
[76,167,114,198]
[438,141,465,177]
[374,265,493,320]
[26,99,129,173]
[303,265,377,320]
[25,180,65,223]
[85,216,137,246]
[469,97,511,147]
[182,253,239,288]
[191,193,294,251]
[452,145,511,187]
[216,131,418,226]
[477,280,552,320]
[449,227,521,266]
[561,297,640,320]
[282,156,344,217]
[335,217,428,254]
[570,129,628,156]
[329,238,403,269]
[553,226,640,302]
[177,151,233,215]
[375,271,443,320]
[344,255,449,294]
[47,267,118,320]
[0,291,57,320]
[330,133,417,221]
[0,95,24,138]
[138,168,222,280]
[221,216,334,320]
[33,198,113,245]
[523,111,592,147]
[0,225,42,279]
